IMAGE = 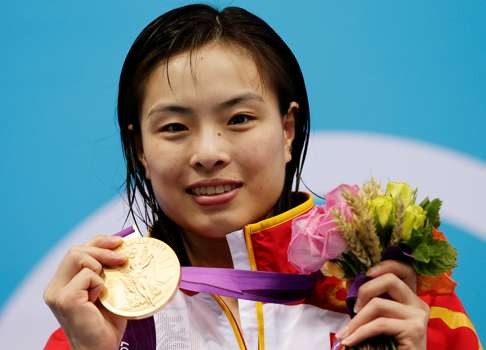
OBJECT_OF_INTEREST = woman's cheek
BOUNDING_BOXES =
[241,126,286,165]
[237,131,287,185]
[146,149,185,191]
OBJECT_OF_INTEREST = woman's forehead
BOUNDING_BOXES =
[141,43,276,114]
[158,43,262,90]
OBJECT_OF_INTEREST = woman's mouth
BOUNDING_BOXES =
[189,184,240,196]
[187,181,242,206]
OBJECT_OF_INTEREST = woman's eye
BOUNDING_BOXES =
[161,123,188,133]
[228,114,254,125]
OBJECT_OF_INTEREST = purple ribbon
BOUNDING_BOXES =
[115,227,318,304]
[382,245,414,264]
[114,226,136,237]
[346,273,370,316]
[180,267,319,303]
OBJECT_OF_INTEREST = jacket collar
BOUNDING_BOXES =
[244,192,314,235]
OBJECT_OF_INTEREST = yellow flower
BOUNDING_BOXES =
[369,195,394,227]
[386,182,416,207]
[402,204,426,240]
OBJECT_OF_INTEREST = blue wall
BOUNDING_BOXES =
[1,0,484,340]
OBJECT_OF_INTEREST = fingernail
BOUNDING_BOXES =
[335,325,348,339]
[110,251,126,260]
[340,337,350,346]
[108,235,123,243]
[353,303,360,313]
[331,339,342,350]
[367,266,379,276]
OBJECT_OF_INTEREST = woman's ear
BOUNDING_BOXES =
[133,127,151,180]
[283,101,298,163]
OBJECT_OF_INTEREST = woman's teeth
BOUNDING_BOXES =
[192,184,237,196]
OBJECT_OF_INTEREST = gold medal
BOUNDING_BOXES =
[99,237,180,319]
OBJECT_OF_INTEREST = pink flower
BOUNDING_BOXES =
[325,184,360,221]
[288,205,347,274]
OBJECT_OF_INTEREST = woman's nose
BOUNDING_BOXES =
[189,130,230,171]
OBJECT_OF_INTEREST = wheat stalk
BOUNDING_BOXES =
[390,199,404,246]
[333,209,371,267]
[342,190,382,265]
[361,177,382,201]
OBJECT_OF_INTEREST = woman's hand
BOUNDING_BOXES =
[44,235,128,350]
[336,260,430,349]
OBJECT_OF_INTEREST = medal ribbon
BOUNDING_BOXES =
[115,227,319,304]
[180,266,319,303]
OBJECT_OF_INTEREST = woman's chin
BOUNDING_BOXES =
[182,220,243,240]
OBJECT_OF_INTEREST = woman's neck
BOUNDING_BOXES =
[178,195,301,268]
[182,232,234,268]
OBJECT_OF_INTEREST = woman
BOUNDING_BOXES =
[44,4,479,349]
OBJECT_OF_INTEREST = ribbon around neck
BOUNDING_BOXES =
[115,226,319,304]
[180,266,319,303]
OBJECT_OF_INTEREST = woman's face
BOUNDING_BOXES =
[138,42,295,238]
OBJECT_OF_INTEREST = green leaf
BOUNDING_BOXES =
[424,198,442,228]
[413,240,457,275]
[412,242,431,263]
[419,197,430,209]
[336,252,368,279]
[407,226,431,249]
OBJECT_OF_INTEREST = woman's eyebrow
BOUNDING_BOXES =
[147,105,194,119]
[217,92,264,110]
[147,93,264,119]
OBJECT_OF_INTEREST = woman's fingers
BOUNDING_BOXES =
[46,267,105,324]
[44,235,126,305]
[340,315,428,347]
[68,267,106,304]
[352,297,415,325]
[354,272,421,313]
[61,268,105,307]
[43,235,130,349]
[52,241,126,286]
[367,260,417,292]
[337,297,428,340]
[86,235,125,249]
[336,261,429,349]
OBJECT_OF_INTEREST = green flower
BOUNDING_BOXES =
[369,195,394,228]
[402,204,426,240]
[386,182,416,207]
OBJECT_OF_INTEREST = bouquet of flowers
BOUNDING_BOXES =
[288,179,457,350]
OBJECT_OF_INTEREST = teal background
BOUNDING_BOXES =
[1,0,485,338]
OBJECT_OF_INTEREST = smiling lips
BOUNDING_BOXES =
[187,180,242,206]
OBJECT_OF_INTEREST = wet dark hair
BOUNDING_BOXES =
[117,4,310,265]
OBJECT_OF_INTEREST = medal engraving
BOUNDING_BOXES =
[100,237,180,319]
